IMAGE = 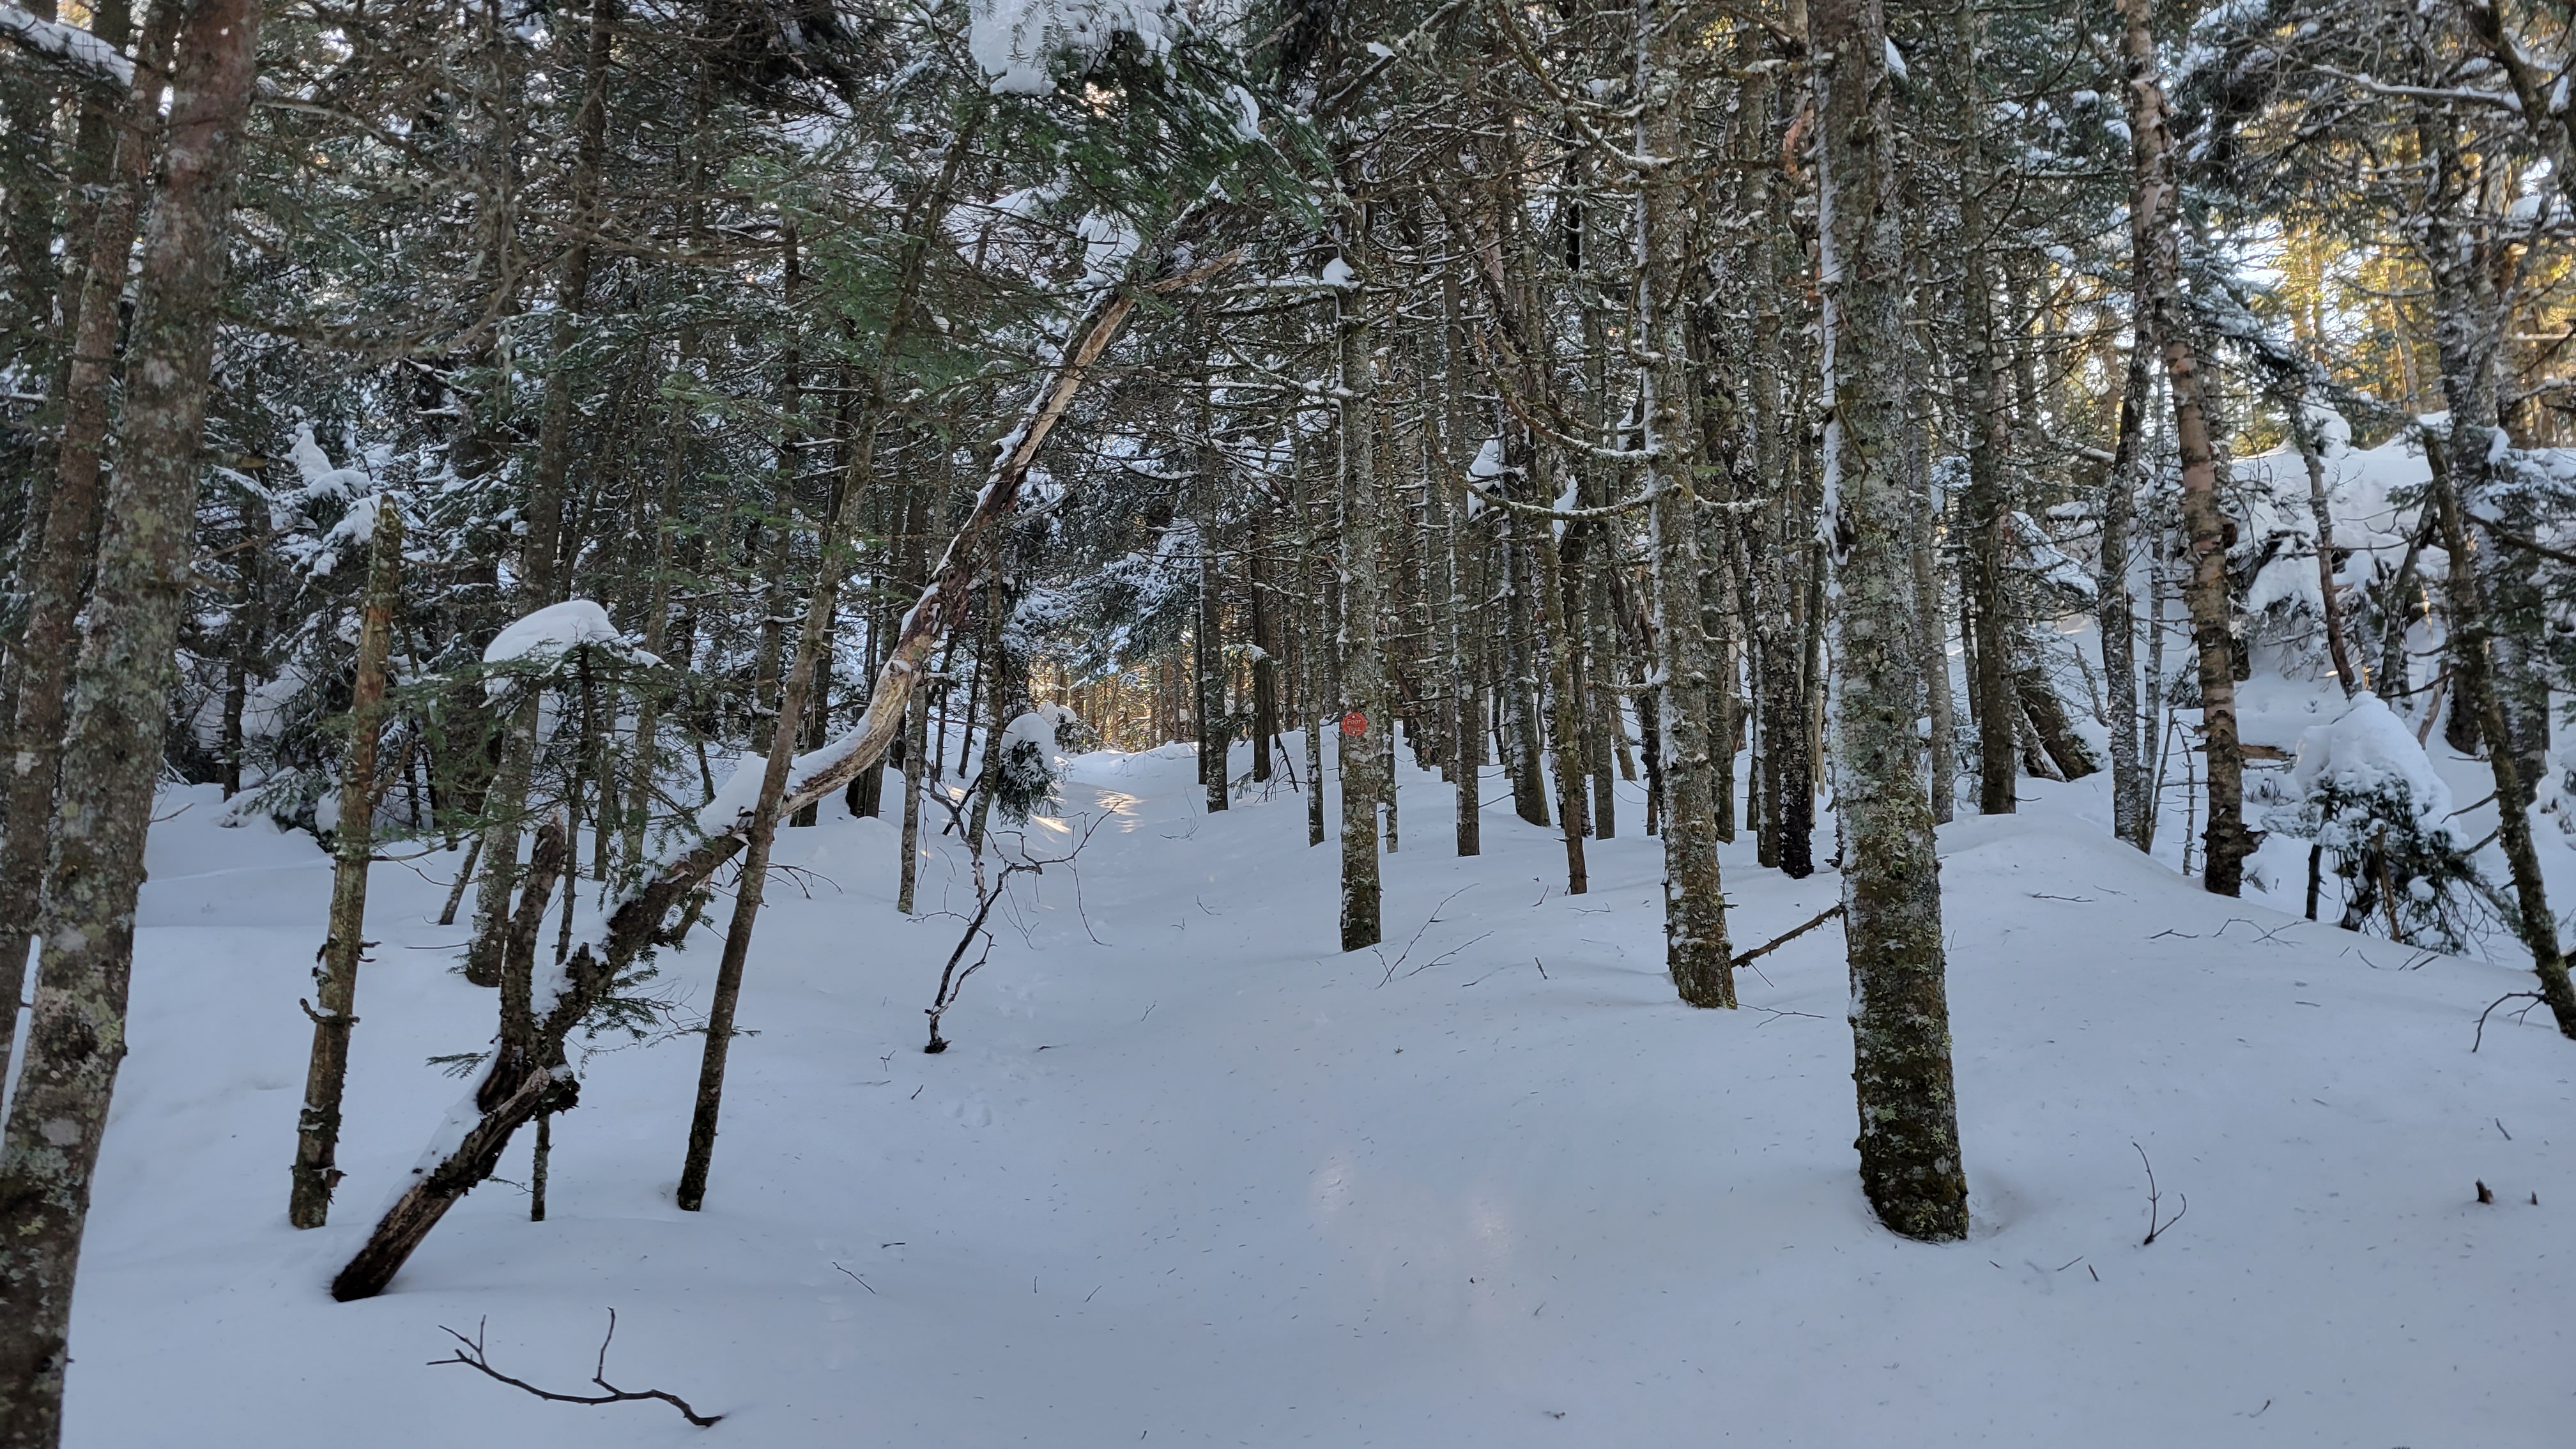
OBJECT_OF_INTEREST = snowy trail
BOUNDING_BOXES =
[68,742,2576,1446]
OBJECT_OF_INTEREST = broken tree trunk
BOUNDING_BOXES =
[330,245,1241,1303]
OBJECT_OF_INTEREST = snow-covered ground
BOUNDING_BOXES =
[63,735,2576,1446]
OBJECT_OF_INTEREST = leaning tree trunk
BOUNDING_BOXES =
[675,100,978,1214]
[2120,0,2250,894]
[2427,452,2576,1038]
[677,390,886,1211]
[1813,0,1970,1242]
[0,0,266,1437]
[1639,0,1735,1009]
[2416,144,2576,1038]
[289,500,404,1229]
[329,243,1243,1304]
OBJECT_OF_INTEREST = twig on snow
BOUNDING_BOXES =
[2134,1142,2188,1246]
[430,1310,721,1427]
[2473,990,2545,1052]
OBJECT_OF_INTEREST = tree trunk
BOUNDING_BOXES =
[2102,337,2152,848]
[2120,0,2250,894]
[2294,418,2360,697]
[1335,252,1386,952]
[1196,434,1229,813]
[0,0,176,1088]
[2428,458,2576,1037]
[1813,0,1970,1241]
[1907,390,1956,826]
[1541,517,1589,893]
[1954,11,2020,819]
[896,680,928,915]
[1639,0,1735,1008]
[0,0,265,1434]
[288,500,403,1229]
[1440,268,1483,857]
[1250,510,1276,783]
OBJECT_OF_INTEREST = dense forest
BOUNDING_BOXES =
[5,0,2576,1441]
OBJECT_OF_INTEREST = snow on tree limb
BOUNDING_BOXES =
[0,4,135,86]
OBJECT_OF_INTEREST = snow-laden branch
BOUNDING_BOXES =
[0,4,133,86]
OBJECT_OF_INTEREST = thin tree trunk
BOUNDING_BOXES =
[1640,0,1735,1008]
[1956,12,2020,820]
[2120,0,2250,894]
[1541,519,1589,893]
[1250,509,1277,783]
[1441,267,1483,857]
[896,681,928,916]
[2102,334,2152,847]
[463,0,618,983]
[0,0,266,1432]
[288,500,404,1229]
[1335,250,1386,951]
[2294,420,2360,697]
[1196,423,1229,813]
[1908,396,1956,825]
[2427,452,2576,1035]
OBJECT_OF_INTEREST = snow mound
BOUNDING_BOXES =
[481,600,658,696]
[2288,693,2450,822]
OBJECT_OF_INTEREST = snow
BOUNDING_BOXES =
[481,600,657,695]
[2288,692,2451,823]
[967,0,1183,95]
[1075,211,1141,288]
[1319,256,1356,289]
[0,4,134,84]
[68,740,2576,1446]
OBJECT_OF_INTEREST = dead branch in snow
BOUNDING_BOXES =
[926,818,1102,1054]
[2135,1142,2189,1246]
[431,1310,721,1427]
[1731,903,1846,972]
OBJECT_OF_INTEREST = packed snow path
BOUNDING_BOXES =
[70,744,2576,1445]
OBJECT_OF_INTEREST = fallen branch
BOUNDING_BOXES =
[2474,990,2545,1052]
[926,819,1101,1053]
[2135,1142,2188,1246]
[1731,903,1845,971]
[431,1310,721,1428]
[332,243,1240,1303]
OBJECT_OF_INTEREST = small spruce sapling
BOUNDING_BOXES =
[989,704,1087,824]
[2264,693,2483,947]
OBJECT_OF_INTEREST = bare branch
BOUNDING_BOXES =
[431,1311,721,1428]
